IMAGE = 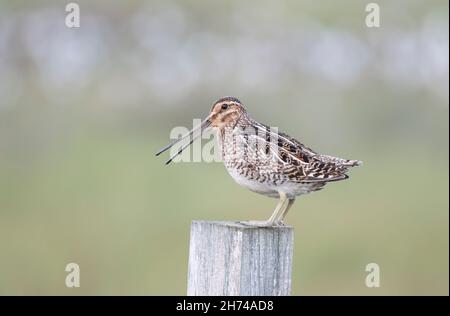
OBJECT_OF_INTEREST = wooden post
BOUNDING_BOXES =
[187,221,294,296]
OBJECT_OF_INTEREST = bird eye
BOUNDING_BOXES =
[221,104,229,110]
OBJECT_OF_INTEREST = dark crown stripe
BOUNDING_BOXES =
[214,96,242,105]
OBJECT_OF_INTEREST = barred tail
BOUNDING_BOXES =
[344,159,363,167]
[318,154,363,167]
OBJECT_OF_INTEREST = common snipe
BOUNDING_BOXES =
[157,97,361,227]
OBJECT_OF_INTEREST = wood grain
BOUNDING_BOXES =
[187,221,294,296]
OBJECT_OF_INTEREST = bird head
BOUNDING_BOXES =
[208,97,246,129]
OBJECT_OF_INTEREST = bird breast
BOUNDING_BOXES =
[216,126,285,197]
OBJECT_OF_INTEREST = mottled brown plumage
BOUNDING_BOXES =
[157,97,362,226]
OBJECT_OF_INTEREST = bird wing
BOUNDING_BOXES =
[240,126,353,183]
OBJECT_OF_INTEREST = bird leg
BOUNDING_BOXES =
[275,198,295,226]
[263,192,288,227]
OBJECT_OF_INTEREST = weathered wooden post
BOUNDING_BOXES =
[187,221,294,296]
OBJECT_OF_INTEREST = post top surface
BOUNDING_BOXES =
[191,220,293,230]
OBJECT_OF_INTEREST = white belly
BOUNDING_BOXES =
[226,168,279,198]
[226,166,325,198]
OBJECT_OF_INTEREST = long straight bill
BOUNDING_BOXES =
[156,117,211,164]
[164,132,201,165]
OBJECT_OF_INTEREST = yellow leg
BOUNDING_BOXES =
[264,192,288,226]
[276,198,295,225]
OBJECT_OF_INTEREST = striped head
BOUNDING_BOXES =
[209,97,247,129]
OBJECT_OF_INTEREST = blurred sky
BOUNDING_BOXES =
[0,0,448,295]
[0,1,448,157]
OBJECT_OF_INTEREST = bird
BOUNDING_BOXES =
[156,97,362,227]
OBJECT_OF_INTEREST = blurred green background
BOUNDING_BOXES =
[0,0,448,295]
